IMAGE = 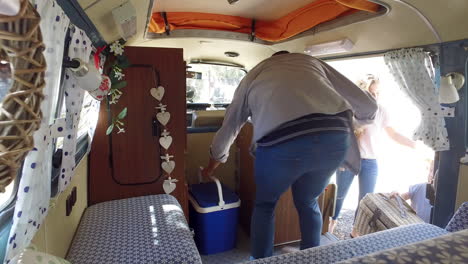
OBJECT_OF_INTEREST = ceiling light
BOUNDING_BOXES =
[224,51,239,58]
[304,38,354,57]
[227,0,239,5]
[0,60,8,64]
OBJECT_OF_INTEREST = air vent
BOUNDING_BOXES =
[225,51,239,57]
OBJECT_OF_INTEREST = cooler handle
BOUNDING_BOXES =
[198,167,225,208]
[210,177,225,208]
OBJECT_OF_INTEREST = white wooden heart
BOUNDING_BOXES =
[163,179,177,194]
[162,160,175,174]
[159,136,173,150]
[150,86,165,101]
[157,112,170,126]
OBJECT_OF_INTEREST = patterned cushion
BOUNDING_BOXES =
[338,229,468,264]
[445,202,468,232]
[66,195,202,264]
[245,224,448,264]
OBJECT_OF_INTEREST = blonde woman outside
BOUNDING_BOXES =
[329,74,418,237]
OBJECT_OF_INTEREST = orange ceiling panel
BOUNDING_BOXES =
[148,0,379,42]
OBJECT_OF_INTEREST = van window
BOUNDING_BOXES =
[0,183,15,212]
[0,62,16,211]
[186,64,246,105]
[77,92,98,139]
[0,63,11,101]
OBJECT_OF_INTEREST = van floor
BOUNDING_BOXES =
[331,209,356,240]
[200,228,339,264]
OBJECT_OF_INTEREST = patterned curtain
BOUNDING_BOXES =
[384,48,452,151]
[5,0,70,262]
[58,26,93,193]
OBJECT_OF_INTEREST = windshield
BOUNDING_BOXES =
[186,63,246,105]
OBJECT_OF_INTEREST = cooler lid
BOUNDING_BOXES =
[189,182,239,208]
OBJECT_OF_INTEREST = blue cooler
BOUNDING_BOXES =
[189,178,240,255]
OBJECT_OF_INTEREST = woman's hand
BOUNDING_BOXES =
[201,166,215,180]
[354,128,365,139]
[201,158,221,181]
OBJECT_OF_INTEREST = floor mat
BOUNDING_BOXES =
[331,209,356,240]
[200,231,339,264]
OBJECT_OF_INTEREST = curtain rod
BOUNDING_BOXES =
[321,38,468,61]
[321,45,439,61]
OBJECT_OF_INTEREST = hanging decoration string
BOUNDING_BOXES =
[147,68,178,194]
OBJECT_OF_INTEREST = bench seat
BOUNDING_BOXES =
[67,195,202,264]
[245,223,448,264]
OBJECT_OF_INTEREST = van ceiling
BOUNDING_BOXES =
[79,0,468,69]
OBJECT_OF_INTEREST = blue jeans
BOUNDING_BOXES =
[251,131,350,259]
[332,159,378,220]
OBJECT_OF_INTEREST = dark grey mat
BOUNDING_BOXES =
[201,229,339,264]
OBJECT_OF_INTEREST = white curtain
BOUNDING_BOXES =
[5,0,70,262]
[384,48,452,151]
[58,26,93,193]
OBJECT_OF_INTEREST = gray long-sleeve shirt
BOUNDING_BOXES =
[210,53,377,170]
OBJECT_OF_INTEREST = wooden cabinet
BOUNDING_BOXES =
[89,47,188,217]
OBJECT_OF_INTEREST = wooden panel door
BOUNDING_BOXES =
[89,47,188,216]
[111,66,161,185]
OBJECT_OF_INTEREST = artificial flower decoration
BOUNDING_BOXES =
[106,108,127,135]
[105,39,131,134]
[109,41,124,56]
[114,70,124,81]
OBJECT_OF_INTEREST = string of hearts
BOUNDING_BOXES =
[150,85,178,194]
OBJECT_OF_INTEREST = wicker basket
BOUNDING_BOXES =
[0,0,46,191]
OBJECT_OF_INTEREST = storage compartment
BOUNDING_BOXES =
[189,180,240,255]
[192,110,225,127]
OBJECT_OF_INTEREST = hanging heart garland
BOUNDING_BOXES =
[159,129,172,150]
[161,153,175,174]
[156,103,171,126]
[151,86,177,194]
[156,112,171,126]
[162,160,176,174]
[150,86,165,101]
[163,178,178,194]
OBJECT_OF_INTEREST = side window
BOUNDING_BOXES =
[0,183,15,213]
[77,92,97,139]
[50,79,67,197]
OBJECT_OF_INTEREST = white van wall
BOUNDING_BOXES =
[31,156,88,258]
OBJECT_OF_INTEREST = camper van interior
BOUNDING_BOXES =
[0,0,467,263]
